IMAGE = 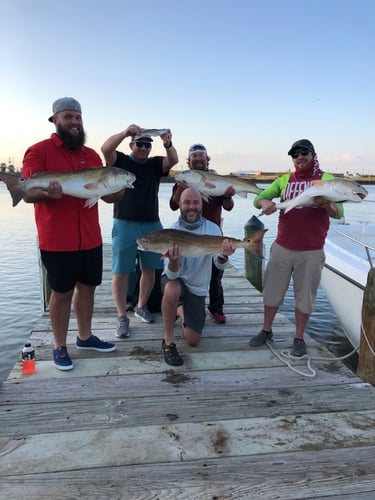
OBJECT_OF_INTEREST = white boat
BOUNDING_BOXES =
[321,221,375,349]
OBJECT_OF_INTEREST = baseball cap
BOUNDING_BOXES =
[131,134,153,142]
[188,143,208,157]
[48,97,82,122]
[288,139,315,156]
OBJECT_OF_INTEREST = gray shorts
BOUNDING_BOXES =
[263,242,325,314]
[161,276,206,334]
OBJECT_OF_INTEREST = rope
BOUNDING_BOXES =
[265,338,360,378]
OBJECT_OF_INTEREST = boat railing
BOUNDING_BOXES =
[329,226,375,270]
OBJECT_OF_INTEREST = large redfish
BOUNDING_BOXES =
[275,178,368,214]
[174,170,262,201]
[137,228,267,258]
[0,167,136,208]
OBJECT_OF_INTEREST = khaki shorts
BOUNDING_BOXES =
[263,242,325,314]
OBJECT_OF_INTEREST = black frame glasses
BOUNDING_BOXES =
[291,149,310,159]
[135,141,152,149]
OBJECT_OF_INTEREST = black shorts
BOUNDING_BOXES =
[40,246,103,293]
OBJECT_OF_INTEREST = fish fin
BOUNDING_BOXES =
[203,181,216,189]
[200,192,211,203]
[0,173,25,206]
[83,182,100,191]
[283,206,293,214]
[84,197,99,208]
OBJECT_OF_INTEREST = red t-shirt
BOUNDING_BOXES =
[22,134,103,251]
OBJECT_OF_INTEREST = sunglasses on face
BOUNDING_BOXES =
[291,149,310,159]
[135,141,152,149]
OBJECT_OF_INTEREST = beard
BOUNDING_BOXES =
[56,124,86,150]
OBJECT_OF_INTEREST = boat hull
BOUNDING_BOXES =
[321,222,375,349]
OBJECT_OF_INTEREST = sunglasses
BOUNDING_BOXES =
[135,141,152,149]
[291,149,310,159]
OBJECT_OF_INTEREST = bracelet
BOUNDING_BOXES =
[165,141,173,149]
[217,255,228,264]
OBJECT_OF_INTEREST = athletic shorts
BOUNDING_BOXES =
[40,246,103,293]
[161,275,206,335]
[112,219,164,274]
[263,242,325,314]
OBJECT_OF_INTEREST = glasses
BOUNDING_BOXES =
[135,141,152,149]
[291,149,310,159]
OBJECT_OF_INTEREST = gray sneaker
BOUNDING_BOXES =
[134,305,154,323]
[249,329,273,346]
[292,338,306,357]
[116,315,130,338]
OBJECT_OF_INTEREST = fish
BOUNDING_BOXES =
[137,228,267,258]
[174,170,262,201]
[0,166,136,208]
[274,178,368,214]
[139,128,169,137]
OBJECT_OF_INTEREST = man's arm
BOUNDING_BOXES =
[161,130,178,173]
[101,124,141,166]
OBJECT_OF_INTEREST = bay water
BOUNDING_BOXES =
[1,182,374,382]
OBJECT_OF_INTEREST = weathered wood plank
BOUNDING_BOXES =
[1,383,373,437]
[0,364,358,405]
[2,447,375,499]
[1,410,375,476]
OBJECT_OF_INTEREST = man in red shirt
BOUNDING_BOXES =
[22,97,119,370]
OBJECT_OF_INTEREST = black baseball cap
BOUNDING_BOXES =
[288,139,315,156]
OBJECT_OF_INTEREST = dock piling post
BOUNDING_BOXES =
[357,268,375,384]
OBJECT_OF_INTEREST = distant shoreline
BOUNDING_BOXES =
[164,171,375,185]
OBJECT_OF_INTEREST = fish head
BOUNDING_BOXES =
[333,179,368,202]
[175,170,203,188]
[136,230,163,252]
[107,167,136,190]
[243,229,268,257]
[350,181,368,201]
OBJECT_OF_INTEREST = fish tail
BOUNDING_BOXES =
[0,173,25,206]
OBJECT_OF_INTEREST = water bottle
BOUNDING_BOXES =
[22,343,36,375]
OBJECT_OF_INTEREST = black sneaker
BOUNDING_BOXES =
[162,340,184,366]
[292,338,306,357]
[249,329,273,346]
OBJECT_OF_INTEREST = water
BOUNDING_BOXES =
[1,182,374,382]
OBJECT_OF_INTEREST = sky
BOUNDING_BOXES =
[1,0,374,175]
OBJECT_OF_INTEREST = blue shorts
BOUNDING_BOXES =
[112,219,164,274]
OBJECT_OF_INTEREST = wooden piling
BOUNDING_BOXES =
[357,268,375,383]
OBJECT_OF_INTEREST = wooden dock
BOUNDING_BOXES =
[1,244,375,499]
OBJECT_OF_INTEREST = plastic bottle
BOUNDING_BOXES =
[22,343,36,375]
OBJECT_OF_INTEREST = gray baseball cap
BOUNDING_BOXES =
[48,97,82,122]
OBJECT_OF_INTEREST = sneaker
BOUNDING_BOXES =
[76,335,116,352]
[162,340,184,366]
[116,315,130,338]
[53,346,74,371]
[134,305,154,323]
[249,329,273,346]
[210,311,226,324]
[292,338,306,357]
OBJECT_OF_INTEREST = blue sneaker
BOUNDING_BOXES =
[76,335,116,352]
[53,346,74,371]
